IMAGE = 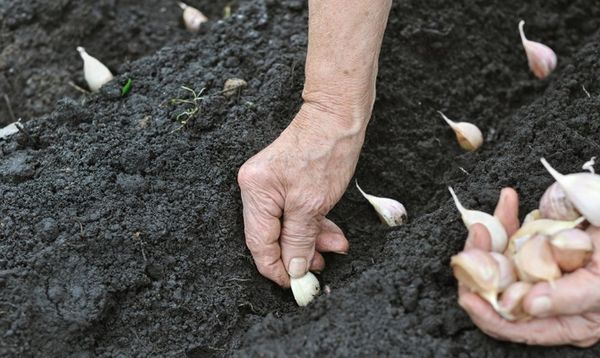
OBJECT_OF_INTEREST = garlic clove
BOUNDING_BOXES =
[518,20,557,79]
[290,271,320,307]
[513,235,561,284]
[356,182,407,227]
[550,228,593,272]
[438,111,483,152]
[448,187,508,252]
[490,252,517,293]
[451,249,500,310]
[179,2,208,32]
[523,209,542,225]
[539,182,580,221]
[541,158,600,226]
[498,281,532,321]
[77,47,114,92]
[505,216,585,257]
[223,78,248,97]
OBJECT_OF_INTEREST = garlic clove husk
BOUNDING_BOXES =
[490,252,517,293]
[505,216,585,257]
[518,20,557,79]
[451,249,500,310]
[541,158,600,226]
[290,271,320,307]
[498,281,532,321]
[448,187,508,252]
[582,157,596,174]
[539,182,580,221]
[356,182,407,227]
[550,228,593,272]
[523,209,542,225]
[77,47,114,92]
[179,2,208,32]
[513,235,561,284]
[439,111,483,152]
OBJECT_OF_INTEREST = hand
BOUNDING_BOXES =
[458,188,600,347]
[237,103,366,287]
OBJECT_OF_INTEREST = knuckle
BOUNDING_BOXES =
[237,162,263,189]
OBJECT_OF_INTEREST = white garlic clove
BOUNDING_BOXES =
[451,249,500,311]
[523,209,542,225]
[77,47,114,92]
[505,216,585,257]
[438,111,483,152]
[490,252,517,293]
[498,281,532,321]
[541,158,600,226]
[448,187,508,253]
[223,78,248,97]
[550,228,593,272]
[179,2,208,32]
[518,20,557,79]
[539,182,580,221]
[513,235,561,284]
[356,182,407,227]
[290,271,320,307]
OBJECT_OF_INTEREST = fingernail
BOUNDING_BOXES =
[333,250,348,255]
[288,257,307,278]
[529,296,552,316]
[313,270,322,274]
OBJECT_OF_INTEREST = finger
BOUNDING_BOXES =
[309,252,325,272]
[280,212,320,279]
[464,223,492,251]
[240,190,289,287]
[585,225,600,275]
[523,269,600,317]
[493,187,520,236]
[315,218,349,254]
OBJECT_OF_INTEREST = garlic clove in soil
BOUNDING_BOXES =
[448,187,508,253]
[179,2,208,33]
[356,182,407,227]
[539,182,580,221]
[498,281,532,321]
[549,228,593,272]
[523,209,542,225]
[541,158,600,226]
[505,216,585,257]
[513,235,561,284]
[223,78,248,97]
[290,271,320,307]
[438,111,483,152]
[518,20,557,79]
[77,47,114,92]
[490,252,517,293]
[451,249,500,311]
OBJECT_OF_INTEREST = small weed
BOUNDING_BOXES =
[168,86,206,131]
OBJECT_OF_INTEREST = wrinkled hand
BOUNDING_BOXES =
[459,188,600,347]
[238,104,366,287]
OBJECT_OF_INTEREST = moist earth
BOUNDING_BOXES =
[1,0,600,357]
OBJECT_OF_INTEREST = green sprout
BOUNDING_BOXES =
[121,79,133,96]
[169,86,206,130]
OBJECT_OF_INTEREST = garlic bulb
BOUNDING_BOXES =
[179,2,208,32]
[76,47,113,92]
[490,252,516,293]
[438,111,483,151]
[498,281,532,321]
[223,78,248,97]
[356,182,407,227]
[539,182,580,221]
[451,249,500,311]
[505,216,585,257]
[513,235,561,284]
[290,271,320,307]
[523,209,542,225]
[550,229,593,272]
[448,187,508,252]
[541,158,600,226]
[518,20,557,79]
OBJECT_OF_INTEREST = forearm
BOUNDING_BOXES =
[301,0,392,132]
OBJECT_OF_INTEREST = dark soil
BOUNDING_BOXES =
[1,0,600,357]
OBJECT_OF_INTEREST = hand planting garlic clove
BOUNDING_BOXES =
[448,187,507,252]
[541,158,600,226]
[523,209,542,225]
[490,252,517,292]
[438,111,483,152]
[513,235,561,284]
[539,182,580,221]
[76,47,113,92]
[518,20,557,79]
[451,249,501,311]
[179,2,208,32]
[498,281,532,321]
[505,216,585,257]
[356,182,407,227]
[549,228,593,272]
[290,271,320,306]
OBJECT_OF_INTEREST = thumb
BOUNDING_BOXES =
[523,269,600,317]
[280,212,320,278]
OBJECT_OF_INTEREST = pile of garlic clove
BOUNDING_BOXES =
[450,158,599,321]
